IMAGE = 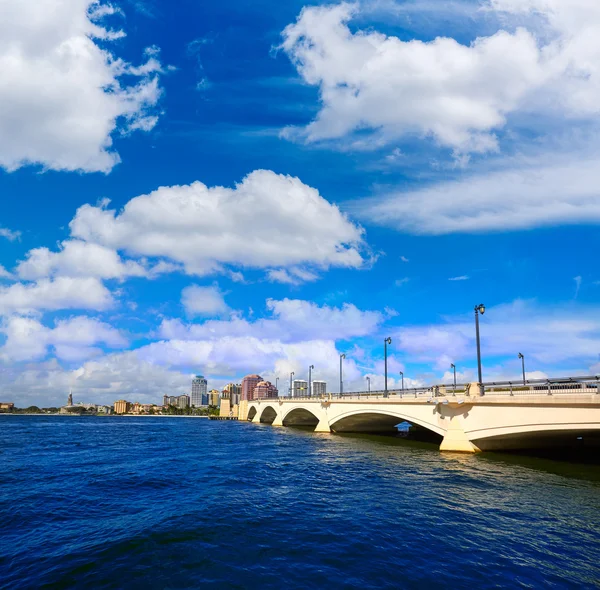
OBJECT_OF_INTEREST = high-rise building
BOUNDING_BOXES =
[223,383,242,405]
[312,380,327,397]
[191,375,208,407]
[176,395,190,409]
[292,380,308,398]
[253,381,278,399]
[163,394,169,407]
[242,374,262,401]
[208,389,220,406]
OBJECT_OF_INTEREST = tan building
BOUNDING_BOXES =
[114,400,131,414]
[0,402,14,413]
[208,389,220,406]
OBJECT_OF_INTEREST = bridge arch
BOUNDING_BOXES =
[259,405,278,424]
[329,408,445,437]
[247,406,257,421]
[282,407,320,428]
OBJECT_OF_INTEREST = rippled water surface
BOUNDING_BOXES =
[1,416,599,589]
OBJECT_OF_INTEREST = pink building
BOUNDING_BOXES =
[241,374,262,401]
[253,381,278,400]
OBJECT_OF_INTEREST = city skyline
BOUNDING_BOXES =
[1,0,600,409]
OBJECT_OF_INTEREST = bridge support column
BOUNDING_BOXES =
[440,415,480,453]
[271,411,284,427]
[251,411,261,424]
[314,417,331,433]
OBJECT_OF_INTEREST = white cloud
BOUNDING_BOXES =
[0,316,127,362]
[0,265,13,279]
[267,267,319,285]
[0,0,163,173]
[395,278,410,286]
[281,1,600,156]
[352,153,600,233]
[400,256,409,263]
[69,170,366,276]
[160,298,383,343]
[394,299,600,368]
[0,227,20,241]
[0,277,113,316]
[574,275,582,299]
[17,240,148,280]
[449,275,470,281]
[0,354,191,408]
[181,285,228,317]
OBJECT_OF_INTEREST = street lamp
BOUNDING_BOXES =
[366,376,371,393]
[289,371,294,398]
[450,363,457,395]
[275,377,279,392]
[518,353,526,386]
[399,371,404,391]
[474,303,486,395]
[384,337,392,398]
[308,365,314,399]
[339,354,346,397]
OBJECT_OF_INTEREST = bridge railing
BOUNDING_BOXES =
[481,376,600,396]
[271,376,600,401]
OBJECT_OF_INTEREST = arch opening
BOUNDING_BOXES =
[330,412,443,442]
[260,406,278,424]
[473,428,600,452]
[247,406,257,421]
[282,408,320,428]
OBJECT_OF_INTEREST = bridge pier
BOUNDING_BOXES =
[439,414,481,453]
[314,417,331,433]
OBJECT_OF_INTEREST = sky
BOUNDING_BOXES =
[1,0,600,407]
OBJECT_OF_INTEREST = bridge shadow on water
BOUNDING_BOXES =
[282,424,600,483]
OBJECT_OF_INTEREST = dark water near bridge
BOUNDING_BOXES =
[1,416,599,589]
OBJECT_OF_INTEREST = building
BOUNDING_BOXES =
[292,380,308,398]
[176,395,190,409]
[312,380,327,397]
[114,400,131,414]
[223,383,242,406]
[253,381,278,399]
[208,389,220,406]
[0,402,14,413]
[97,405,112,415]
[242,374,262,402]
[191,375,208,407]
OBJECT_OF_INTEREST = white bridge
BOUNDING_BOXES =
[240,378,600,452]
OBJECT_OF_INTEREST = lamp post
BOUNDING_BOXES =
[366,376,371,393]
[275,377,279,392]
[399,371,404,391]
[339,353,346,397]
[450,363,457,395]
[289,371,294,398]
[518,353,526,386]
[384,337,392,398]
[308,365,314,399]
[474,303,486,394]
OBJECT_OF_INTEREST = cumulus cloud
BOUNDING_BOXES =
[69,170,365,276]
[159,298,383,343]
[449,275,470,281]
[281,1,600,155]
[0,265,13,279]
[0,316,127,362]
[181,285,229,317]
[16,240,148,280]
[0,0,163,173]
[0,354,191,408]
[267,267,320,285]
[0,277,113,316]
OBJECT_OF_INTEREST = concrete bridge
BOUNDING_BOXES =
[239,378,600,453]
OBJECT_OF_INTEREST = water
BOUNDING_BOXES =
[1,416,599,589]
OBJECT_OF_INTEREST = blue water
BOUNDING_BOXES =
[1,416,599,589]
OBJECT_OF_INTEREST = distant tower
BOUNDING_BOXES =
[67,389,73,406]
[191,375,208,407]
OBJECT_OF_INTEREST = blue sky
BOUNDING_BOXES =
[1,0,599,406]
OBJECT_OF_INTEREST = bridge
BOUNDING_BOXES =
[239,377,600,453]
